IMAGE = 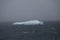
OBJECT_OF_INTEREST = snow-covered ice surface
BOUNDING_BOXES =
[12,20,43,25]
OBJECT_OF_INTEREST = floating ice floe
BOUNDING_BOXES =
[12,20,43,25]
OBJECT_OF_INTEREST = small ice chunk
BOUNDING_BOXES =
[13,20,43,25]
[23,32,29,33]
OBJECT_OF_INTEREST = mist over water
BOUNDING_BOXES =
[0,0,60,22]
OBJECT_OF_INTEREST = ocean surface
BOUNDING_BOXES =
[0,21,60,40]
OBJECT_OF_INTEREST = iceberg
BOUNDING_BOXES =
[12,20,43,25]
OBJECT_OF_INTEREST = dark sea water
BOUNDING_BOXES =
[0,21,60,40]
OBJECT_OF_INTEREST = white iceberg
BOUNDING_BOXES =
[12,20,43,25]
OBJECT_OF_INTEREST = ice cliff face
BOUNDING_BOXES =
[13,20,43,25]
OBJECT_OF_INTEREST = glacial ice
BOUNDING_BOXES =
[13,20,43,25]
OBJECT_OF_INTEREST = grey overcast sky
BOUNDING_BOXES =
[0,0,60,22]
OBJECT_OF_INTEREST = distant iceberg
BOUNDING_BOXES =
[12,20,43,25]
